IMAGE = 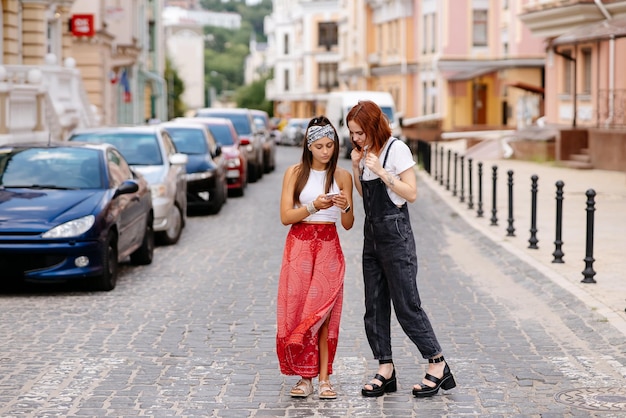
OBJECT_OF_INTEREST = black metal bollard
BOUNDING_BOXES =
[581,189,597,283]
[528,175,539,249]
[459,156,465,203]
[439,146,444,186]
[490,165,498,226]
[452,152,458,196]
[433,142,438,180]
[506,170,515,236]
[446,149,451,190]
[477,162,484,217]
[552,181,565,263]
[467,158,474,210]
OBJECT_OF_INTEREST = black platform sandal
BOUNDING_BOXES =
[361,369,397,397]
[412,356,456,398]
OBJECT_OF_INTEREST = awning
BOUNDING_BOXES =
[552,16,626,46]
[506,81,544,95]
[138,69,166,97]
[438,58,545,81]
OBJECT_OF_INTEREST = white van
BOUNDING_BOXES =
[325,90,402,158]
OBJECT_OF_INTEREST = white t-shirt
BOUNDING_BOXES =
[360,138,415,206]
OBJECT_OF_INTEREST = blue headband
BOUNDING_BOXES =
[306,124,336,147]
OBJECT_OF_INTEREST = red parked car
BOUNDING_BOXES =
[173,117,248,197]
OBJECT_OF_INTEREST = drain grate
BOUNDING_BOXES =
[555,387,626,412]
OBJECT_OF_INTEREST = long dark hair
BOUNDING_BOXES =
[292,115,340,205]
[346,100,392,156]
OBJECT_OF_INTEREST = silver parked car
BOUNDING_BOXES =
[282,118,311,146]
[69,126,188,245]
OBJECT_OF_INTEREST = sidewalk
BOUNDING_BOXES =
[417,146,626,336]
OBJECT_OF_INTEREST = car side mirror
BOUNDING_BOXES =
[214,145,222,157]
[170,153,188,165]
[114,179,139,198]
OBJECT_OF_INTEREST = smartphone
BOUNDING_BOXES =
[326,192,339,198]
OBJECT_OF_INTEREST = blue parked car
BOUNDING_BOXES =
[0,142,154,291]
[160,121,228,214]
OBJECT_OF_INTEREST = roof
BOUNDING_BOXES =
[552,16,626,46]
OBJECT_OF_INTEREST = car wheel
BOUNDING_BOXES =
[264,151,272,173]
[208,185,226,215]
[256,159,264,179]
[247,162,258,183]
[93,232,118,291]
[130,216,154,265]
[156,204,183,245]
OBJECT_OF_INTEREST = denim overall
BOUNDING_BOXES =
[361,139,441,361]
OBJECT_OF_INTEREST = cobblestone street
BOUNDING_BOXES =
[1,145,624,417]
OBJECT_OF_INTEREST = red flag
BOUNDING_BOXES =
[120,68,132,103]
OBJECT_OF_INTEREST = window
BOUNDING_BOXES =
[318,22,338,50]
[431,14,437,53]
[283,34,289,55]
[582,48,592,94]
[284,69,289,91]
[149,21,156,52]
[318,63,338,89]
[422,82,428,115]
[473,9,488,47]
[431,81,437,114]
[562,49,572,94]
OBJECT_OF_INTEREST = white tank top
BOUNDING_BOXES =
[299,169,341,223]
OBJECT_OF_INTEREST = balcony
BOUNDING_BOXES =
[0,55,98,145]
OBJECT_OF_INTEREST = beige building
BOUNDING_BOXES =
[0,0,167,145]
[264,0,343,118]
[71,0,167,126]
[0,0,97,143]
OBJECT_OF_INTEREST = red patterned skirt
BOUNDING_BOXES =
[276,222,345,378]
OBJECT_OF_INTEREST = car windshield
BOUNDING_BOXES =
[207,125,235,146]
[0,147,102,189]
[165,127,208,155]
[202,113,251,135]
[71,132,162,165]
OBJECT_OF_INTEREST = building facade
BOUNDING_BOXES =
[521,0,626,171]
[70,0,167,126]
[264,0,343,118]
[264,0,546,140]
[0,0,98,144]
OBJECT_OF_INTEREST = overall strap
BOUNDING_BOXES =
[381,138,397,168]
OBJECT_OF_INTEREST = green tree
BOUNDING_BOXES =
[165,58,186,119]
[235,75,272,115]
[200,0,273,105]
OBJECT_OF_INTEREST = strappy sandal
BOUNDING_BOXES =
[318,380,337,400]
[412,356,456,398]
[289,378,313,398]
[361,368,397,397]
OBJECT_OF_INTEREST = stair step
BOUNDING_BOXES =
[570,153,592,163]
[562,159,594,169]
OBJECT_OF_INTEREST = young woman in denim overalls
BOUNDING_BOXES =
[347,100,456,398]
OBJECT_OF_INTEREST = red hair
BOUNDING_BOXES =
[346,100,392,156]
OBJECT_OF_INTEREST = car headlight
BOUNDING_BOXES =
[186,171,213,181]
[226,158,241,168]
[42,215,95,238]
[150,183,167,198]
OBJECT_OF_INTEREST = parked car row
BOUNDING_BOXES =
[0,108,278,292]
